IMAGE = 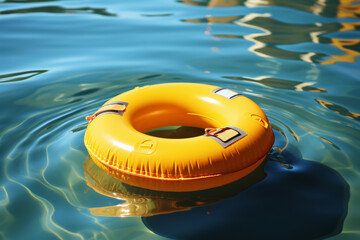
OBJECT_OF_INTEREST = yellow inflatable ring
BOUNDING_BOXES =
[84,83,274,192]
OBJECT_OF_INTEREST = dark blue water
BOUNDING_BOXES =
[1,0,359,239]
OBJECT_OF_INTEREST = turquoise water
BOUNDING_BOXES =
[1,0,359,239]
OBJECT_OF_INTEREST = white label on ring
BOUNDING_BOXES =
[215,89,239,99]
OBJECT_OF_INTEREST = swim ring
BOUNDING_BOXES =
[84,83,274,192]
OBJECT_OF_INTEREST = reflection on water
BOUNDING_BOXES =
[321,22,360,65]
[141,13,173,17]
[179,0,357,18]
[179,0,239,7]
[316,99,360,121]
[183,13,345,63]
[0,70,47,83]
[2,0,59,2]
[224,75,327,92]
[0,6,116,17]
[181,0,360,64]
[84,156,266,217]
[320,0,360,64]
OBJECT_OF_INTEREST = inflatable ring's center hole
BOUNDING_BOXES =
[145,126,205,139]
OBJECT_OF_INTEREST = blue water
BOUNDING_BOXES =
[1,0,359,239]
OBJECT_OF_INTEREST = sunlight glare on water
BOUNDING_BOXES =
[0,0,359,239]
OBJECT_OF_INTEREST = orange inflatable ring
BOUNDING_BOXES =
[84,83,274,192]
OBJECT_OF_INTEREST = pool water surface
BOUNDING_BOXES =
[0,0,359,239]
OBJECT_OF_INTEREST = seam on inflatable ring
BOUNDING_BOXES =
[85,140,228,180]
[85,139,267,181]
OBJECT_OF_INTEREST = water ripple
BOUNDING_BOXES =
[0,79,164,239]
[224,75,327,92]
[178,0,359,19]
[0,0,359,239]
[315,98,360,122]
[183,12,355,63]
[0,70,47,83]
[2,0,60,3]
[0,6,117,17]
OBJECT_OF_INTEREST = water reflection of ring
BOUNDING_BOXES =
[84,83,274,192]
[84,158,266,217]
